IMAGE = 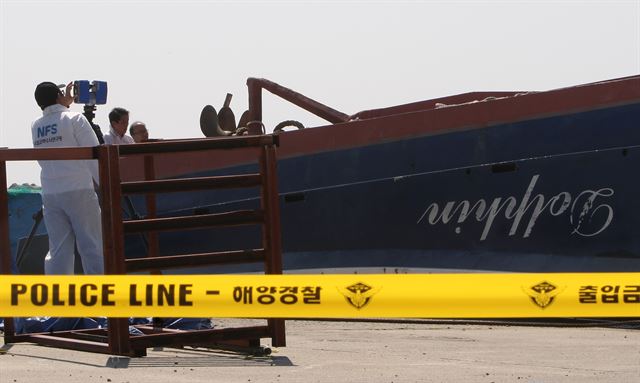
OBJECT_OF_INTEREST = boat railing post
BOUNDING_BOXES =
[143,154,159,261]
[98,145,114,274]
[0,156,16,341]
[246,78,349,124]
[247,79,263,135]
[259,143,286,347]
[98,144,132,356]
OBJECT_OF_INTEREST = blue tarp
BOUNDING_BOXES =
[0,317,213,334]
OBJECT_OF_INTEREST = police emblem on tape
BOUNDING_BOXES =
[522,281,565,309]
[338,282,380,309]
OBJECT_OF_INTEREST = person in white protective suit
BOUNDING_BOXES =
[31,82,104,275]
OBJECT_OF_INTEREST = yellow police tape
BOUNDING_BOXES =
[0,274,638,318]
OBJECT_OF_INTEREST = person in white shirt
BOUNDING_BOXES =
[103,107,135,144]
[31,82,104,275]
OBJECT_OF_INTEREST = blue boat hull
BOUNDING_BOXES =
[119,103,640,272]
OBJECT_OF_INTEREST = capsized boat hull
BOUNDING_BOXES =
[120,78,640,273]
[123,141,640,273]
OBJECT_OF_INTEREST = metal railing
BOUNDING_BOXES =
[0,134,285,356]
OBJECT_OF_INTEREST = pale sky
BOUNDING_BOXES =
[1,0,639,186]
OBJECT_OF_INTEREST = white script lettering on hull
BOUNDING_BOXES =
[416,175,614,240]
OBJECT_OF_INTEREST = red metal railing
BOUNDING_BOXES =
[0,134,285,356]
[246,78,350,131]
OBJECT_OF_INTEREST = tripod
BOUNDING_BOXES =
[83,104,105,144]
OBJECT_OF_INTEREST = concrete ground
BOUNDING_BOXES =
[1,319,639,383]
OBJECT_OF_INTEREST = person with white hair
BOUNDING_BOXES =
[129,121,149,143]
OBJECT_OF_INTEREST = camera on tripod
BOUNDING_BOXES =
[73,80,108,106]
[73,80,108,144]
